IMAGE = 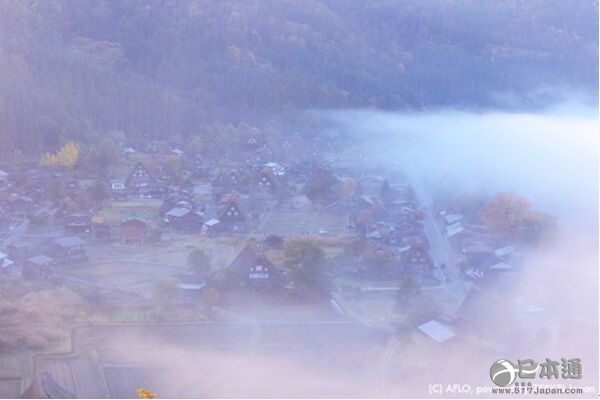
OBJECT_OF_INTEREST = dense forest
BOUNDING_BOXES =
[0,0,597,156]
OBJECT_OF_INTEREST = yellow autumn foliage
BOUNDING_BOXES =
[39,142,79,168]
[137,388,157,399]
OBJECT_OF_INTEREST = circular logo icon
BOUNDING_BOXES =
[490,359,517,387]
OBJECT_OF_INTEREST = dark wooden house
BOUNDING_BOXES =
[46,236,87,263]
[224,241,285,290]
[22,255,55,280]
[217,196,249,232]
[401,242,433,269]
[256,167,284,194]
[211,169,241,189]
[109,179,128,199]
[164,207,204,232]
[127,163,153,189]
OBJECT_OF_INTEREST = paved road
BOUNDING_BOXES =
[399,170,467,298]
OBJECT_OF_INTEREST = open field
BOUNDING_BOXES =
[57,235,244,293]
[253,208,351,237]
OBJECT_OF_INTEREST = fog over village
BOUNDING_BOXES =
[0,1,598,399]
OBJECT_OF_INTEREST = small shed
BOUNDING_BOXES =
[120,219,148,244]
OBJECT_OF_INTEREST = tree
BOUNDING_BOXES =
[395,276,438,332]
[89,180,108,204]
[515,211,557,244]
[284,239,331,301]
[160,155,183,179]
[40,142,79,168]
[97,137,120,166]
[263,234,284,249]
[40,152,58,167]
[187,249,211,277]
[187,135,204,157]
[339,177,357,199]
[346,238,368,256]
[481,192,555,243]
[482,192,531,234]
[200,287,221,314]
[136,388,156,399]
[368,248,396,274]
[152,277,179,306]
[285,239,325,270]
[55,142,79,168]
[380,179,394,202]
[305,167,338,203]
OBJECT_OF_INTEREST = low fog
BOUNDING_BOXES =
[321,102,599,396]
[327,103,598,233]
[72,104,598,398]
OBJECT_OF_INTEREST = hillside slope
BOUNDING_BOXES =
[0,0,597,154]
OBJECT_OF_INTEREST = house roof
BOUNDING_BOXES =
[396,245,412,253]
[259,168,281,188]
[446,224,465,238]
[488,261,514,271]
[494,246,516,258]
[226,241,282,282]
[217,197,248,220]
[443,213,464,225]
[166,207,191,218]
[53,236,85,248]
[204,218,221,226]
[212,169,239,186]
[418,320,456,343]
[178,283,205,290]
[0,258,14,268]
[27,255,54,266]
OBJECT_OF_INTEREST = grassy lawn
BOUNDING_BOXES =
[96,199,162,224]
[253,209,351,237]
[57,232,250,293]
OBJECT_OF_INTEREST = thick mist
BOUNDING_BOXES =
[327,103,598,234]
[322,102,599,396]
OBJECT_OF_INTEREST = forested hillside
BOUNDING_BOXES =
[0,0,597,155]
